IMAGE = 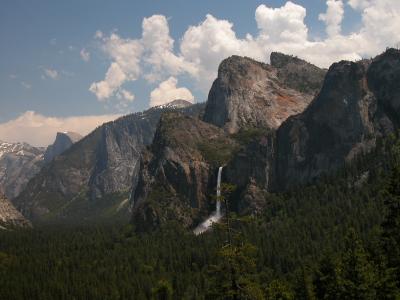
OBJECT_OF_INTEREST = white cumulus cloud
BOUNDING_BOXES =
[90,62,127,100]
[319,0,344,37]
[90,0,400,105]
[141,15,195,82]
[348,0,371,10]
[150,77,194,107]
[118,89,135,101]
[80,48,91,62]
[0,111,121,147]
[255,2,308,44]
[179,14,260,90]
[43,68,59,80]
[89,33,143,104]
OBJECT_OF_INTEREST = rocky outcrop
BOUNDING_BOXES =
[11,49,400,229]
[14,100,204,223]
[270,52,327,95]
[132,112,238,231]
[0,141,44,199]
[0,194,31,229]
[203,53,326,134]
[133,53,326,230]
[44,131,82,163]
[224,131,275,214]
[202,49,400,214]
[274,49,400,190]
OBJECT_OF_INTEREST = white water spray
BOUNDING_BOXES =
[216,166,222,217]
[194,167,223,235]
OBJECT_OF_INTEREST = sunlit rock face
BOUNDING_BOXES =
[14,100,204,223]
[203,53,326,134]
[0,141,44,199]
[0,193,31,229]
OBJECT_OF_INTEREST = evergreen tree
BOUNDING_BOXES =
[376,162,400,299]
[293,267,316,300]
[313,253,341,300]
[151,279,173,300]
[340,229,377,299]
[381,165,400,287]
[208,183,264,299]
[265,279,294,300]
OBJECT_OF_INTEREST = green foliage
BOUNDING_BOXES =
[198,140,239,166]
[208,242,263,299]
[1,134,400,298]
[381,165,400,285]
[265,280,294,300]
[340,229,378,299]
[314,253,342,300]
[231,128,268,146]
[147,185,174,204]
[152,279,173,300]
[208,182,265,299]
[38,189,131,224]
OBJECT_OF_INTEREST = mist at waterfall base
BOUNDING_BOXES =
[193,167,223,235]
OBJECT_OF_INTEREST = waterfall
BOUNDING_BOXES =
[216,166,222,217]
[194,166,223,235]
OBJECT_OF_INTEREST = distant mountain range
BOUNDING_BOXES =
[44,131,82,163]
[5,48,400,231]
[0,141,45,200]
[0,131,82,200]
[0,193,31,229]
[14,100,204,223]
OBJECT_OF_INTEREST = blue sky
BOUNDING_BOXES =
[0,0,398,146]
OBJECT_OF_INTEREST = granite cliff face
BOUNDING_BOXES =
[224,132,275,215]
[131,53,328,227]
[11,49,400,229]
[131,112,238,231]
[0,141,45,199]
[203,53,326,134]
[0,194,31,229]
[44,131,82,163]
[223,50,400,201]
[200,49,400,217]
[274,49,400,190]
[14,100,204,223]
[270,52,327,95]
[0,132,81,200]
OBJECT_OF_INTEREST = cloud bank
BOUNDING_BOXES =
[0,111,121,147]
[90,0,400,107]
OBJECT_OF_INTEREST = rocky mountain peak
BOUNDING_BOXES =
[217,55,274,84]
[44,131,82,163]
[154,99,194,109]
[270,52,310,68]
[15,102,205,223]
[270,52,327,95]
[203,54,325,134]
[367,48,400,118]
[132,111,238,231]
[0,141,44,158]
[0,141,44,199]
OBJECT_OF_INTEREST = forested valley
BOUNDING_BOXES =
[1,133,400,299]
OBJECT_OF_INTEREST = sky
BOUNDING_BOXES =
[1,0,400,146]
